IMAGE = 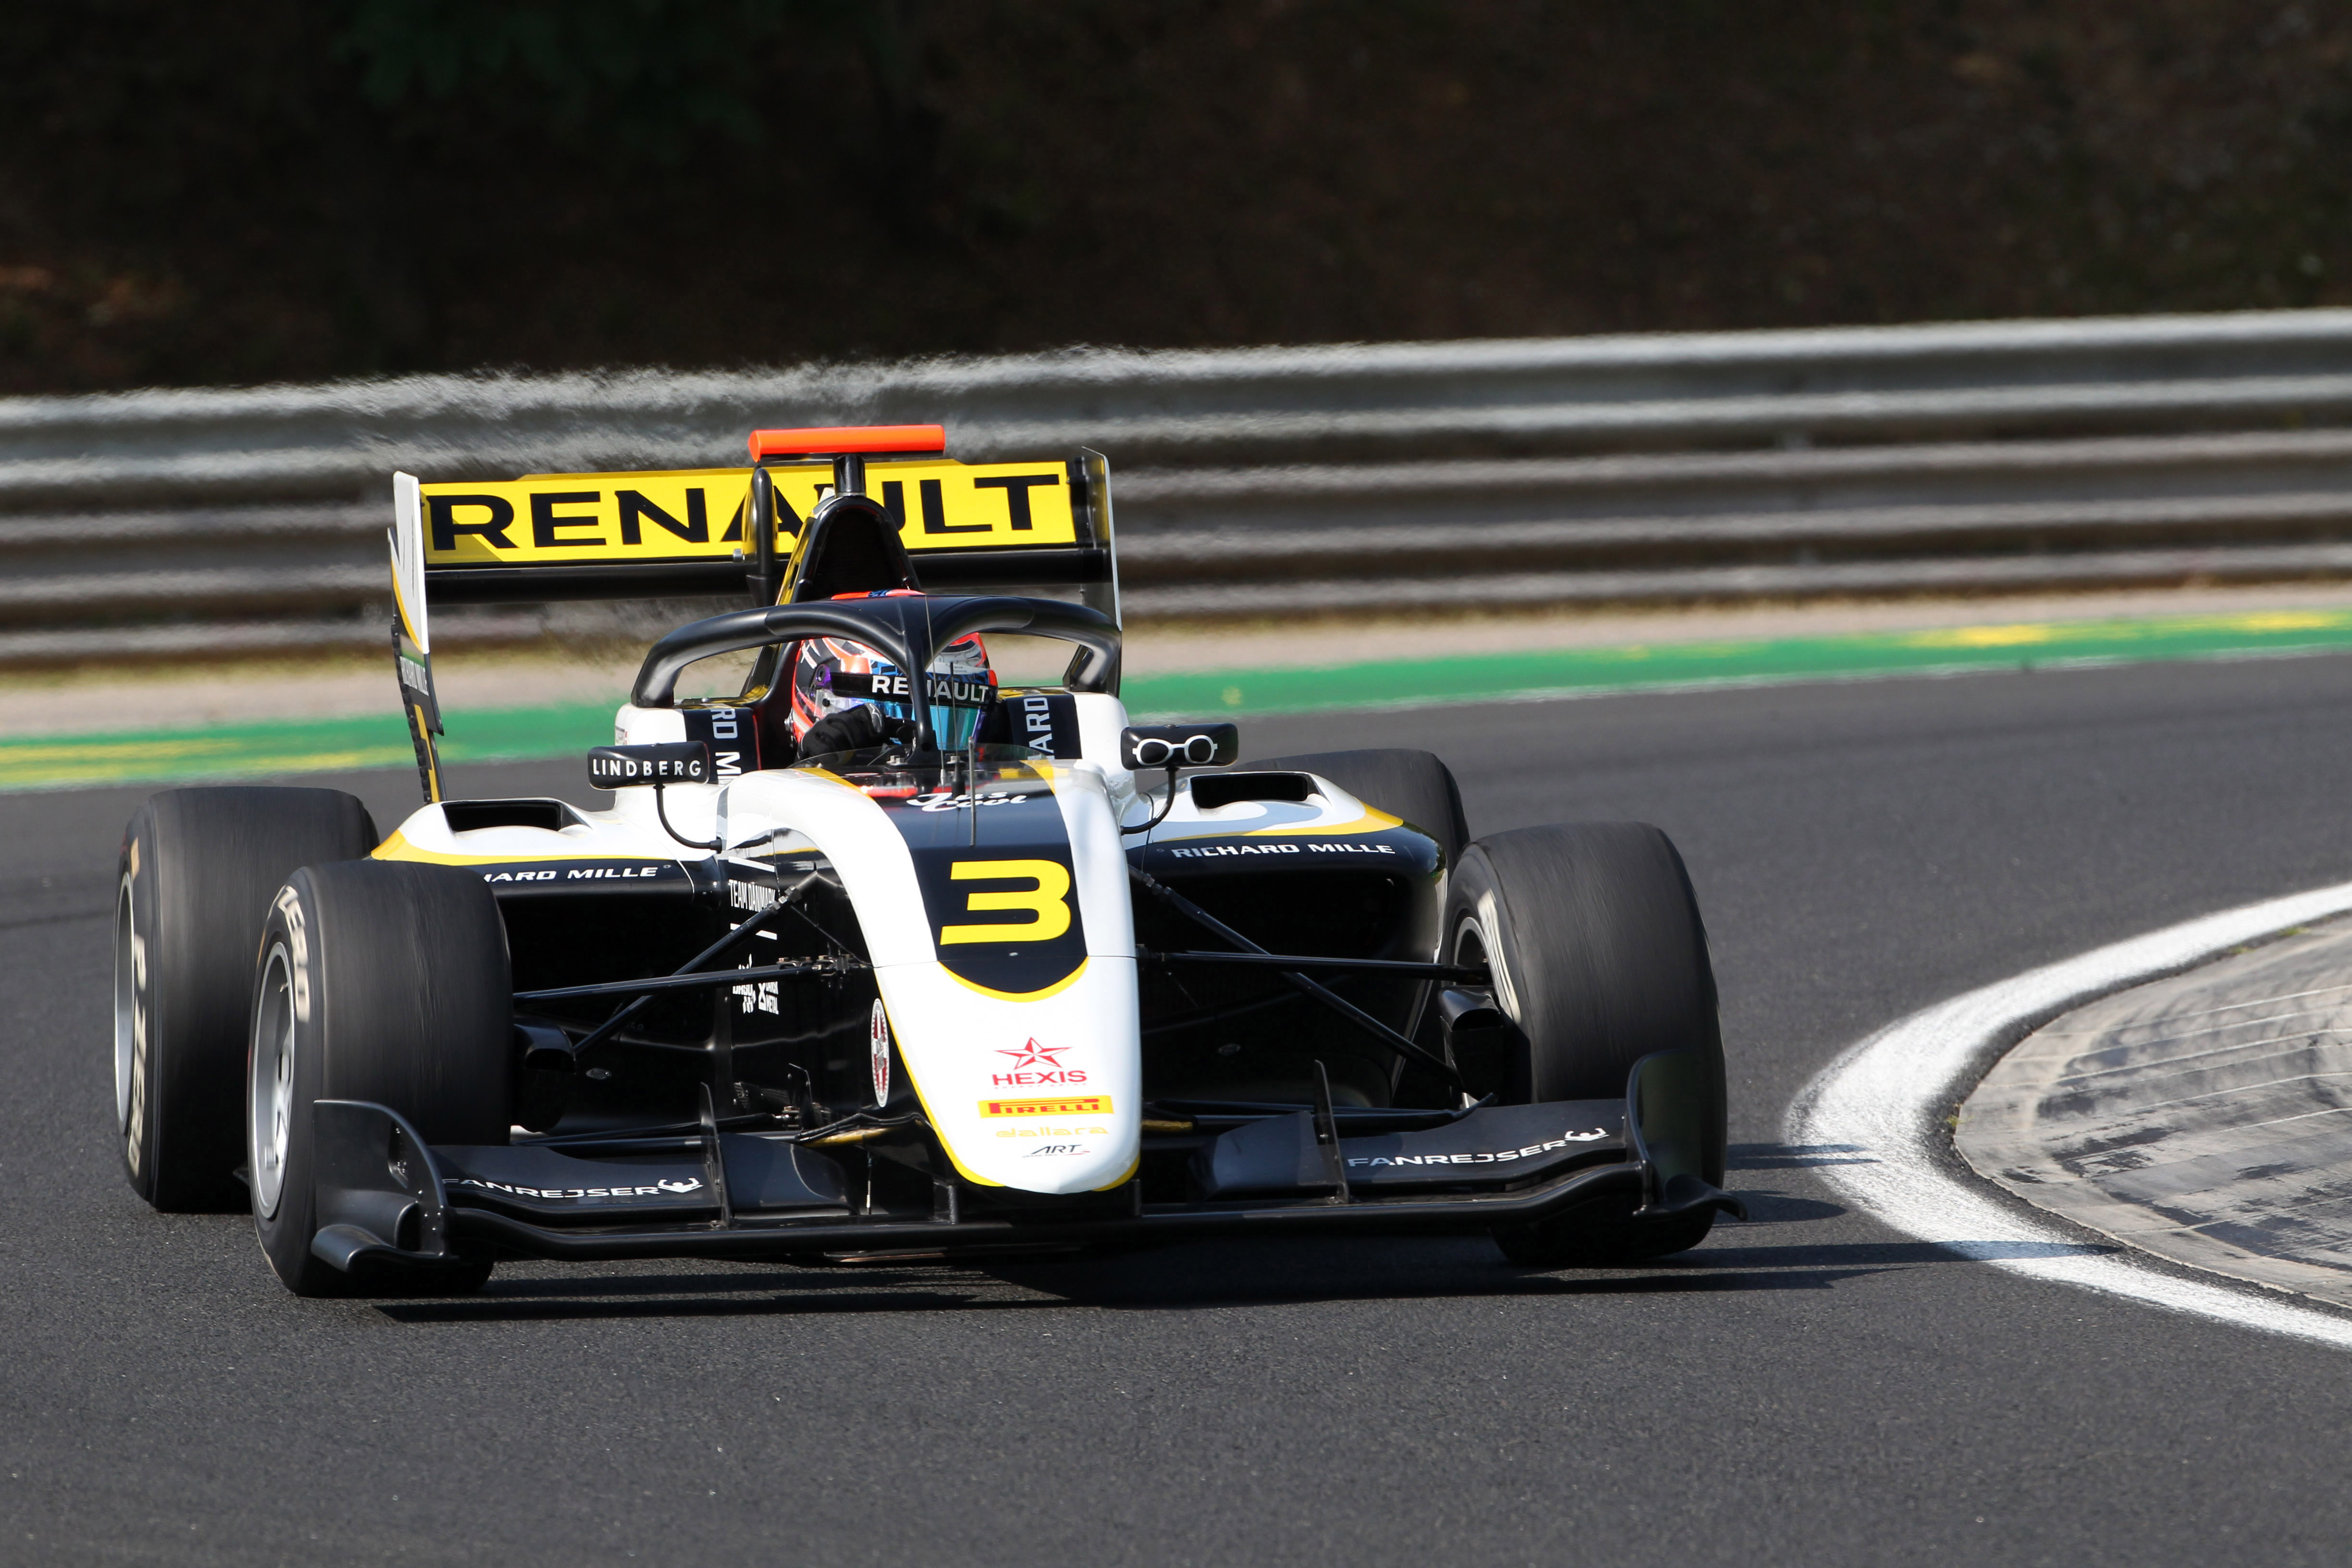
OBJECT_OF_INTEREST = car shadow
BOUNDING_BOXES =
[375,1264,1910,1324]
[369,1183,2115,1325]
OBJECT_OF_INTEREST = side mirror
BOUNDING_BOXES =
[1119,723,1238,772]
[587,742,711,789]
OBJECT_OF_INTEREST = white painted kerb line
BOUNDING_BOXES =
[1787,879,2352,1351]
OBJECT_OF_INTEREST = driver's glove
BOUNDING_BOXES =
[799,703,913,758]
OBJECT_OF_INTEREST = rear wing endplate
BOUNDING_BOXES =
[389,472,444,801]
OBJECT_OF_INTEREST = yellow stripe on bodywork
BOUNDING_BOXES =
[939,957,1090,1004]
[371,829,680,867]
[1243,804,1404,836]
[893,1048,1005,1189]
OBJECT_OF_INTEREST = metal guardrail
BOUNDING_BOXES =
[9,309,2352,663]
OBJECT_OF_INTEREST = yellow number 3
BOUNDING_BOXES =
[939,859,1073,945]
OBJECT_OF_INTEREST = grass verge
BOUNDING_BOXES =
[11,607,2352,791]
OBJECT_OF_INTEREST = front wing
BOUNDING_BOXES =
[303,1050,1741,1273]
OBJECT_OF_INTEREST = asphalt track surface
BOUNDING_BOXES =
[13,657,2352,1566]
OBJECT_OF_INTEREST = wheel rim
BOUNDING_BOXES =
[250,943,296,1220]
[1451,903,1519,1026]
[112,877,141,1150]
[1450,915,1493,1002]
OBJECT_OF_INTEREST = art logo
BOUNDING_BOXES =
[991,1037,1087,1088]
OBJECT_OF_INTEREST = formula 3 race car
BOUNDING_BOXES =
[112,424,1740,1295]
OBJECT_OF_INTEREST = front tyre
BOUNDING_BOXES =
[250,859,514,1296]
[1444,822,1728,1267]
[116,787,377,1211]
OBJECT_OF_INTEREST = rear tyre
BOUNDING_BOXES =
[1443,823,1728,1267]
[1241,748,1469,870]
[115,787,378,1211]
[249,859,513,1297]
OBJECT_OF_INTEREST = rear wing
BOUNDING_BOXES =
[385,427,1117,801]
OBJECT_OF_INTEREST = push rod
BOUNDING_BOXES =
[513,958,852,1005]
[1129,868,1466,1093]
[540,873,821,1055]
[1145,949,1489,982]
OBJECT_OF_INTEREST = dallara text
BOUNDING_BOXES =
[112,424,1740,1294]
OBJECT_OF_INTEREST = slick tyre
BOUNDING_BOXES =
[115,787,378,1211]
[1443,822,1728,1267]
[249,859,513,1297]
[1242,748,1470,869]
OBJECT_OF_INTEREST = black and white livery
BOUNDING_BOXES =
[112,424,1740,1294]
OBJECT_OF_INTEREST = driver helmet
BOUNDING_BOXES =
[787,591,996,749]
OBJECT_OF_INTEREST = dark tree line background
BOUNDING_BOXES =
[3,0,2350,394]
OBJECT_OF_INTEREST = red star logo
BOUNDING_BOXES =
[997,1038,1067,1070]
